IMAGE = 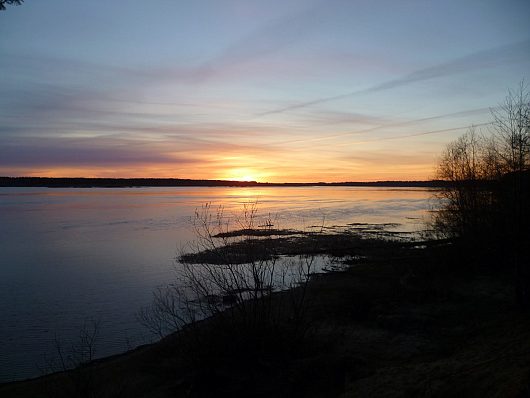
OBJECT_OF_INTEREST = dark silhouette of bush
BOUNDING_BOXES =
[138,203,318,394]
[434,82,530,308]
[434,128,499,242]
[497,170,530,308]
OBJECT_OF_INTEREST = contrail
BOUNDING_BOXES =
[342,122,494,147]
[256,40,530,117]
[274,107,492,146]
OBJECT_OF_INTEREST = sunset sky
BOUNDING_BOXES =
[1,0,529,182]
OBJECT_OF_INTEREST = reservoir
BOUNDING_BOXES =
[0,186,438,382]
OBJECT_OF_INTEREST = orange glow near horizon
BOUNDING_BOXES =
[219,167,268,182]
[1,162,435,182]
[0,141,438,183]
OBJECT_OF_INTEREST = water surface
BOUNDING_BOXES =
[0,186,437,382]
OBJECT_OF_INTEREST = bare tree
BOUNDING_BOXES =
[480,134,505,181]
[491,80,530,174]
[437,128,482,182]
[435,127,496,238]
[434,81,530,309]
[491,81,530,309]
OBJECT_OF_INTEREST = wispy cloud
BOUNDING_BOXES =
[0,130,279,170]
[147,2,324,84]
[274,107,493,146]
[343,122,494,147]
[257,40,530,117]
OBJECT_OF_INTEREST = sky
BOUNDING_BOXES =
[1,0,529,182]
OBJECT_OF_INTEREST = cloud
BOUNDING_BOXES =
[0,128,279,171]
[257,40,530,117]
[293,110,391,126]
[274,107,492,146]
[0,140,186,167]
[145,2,324,84]
[344,122,494,147]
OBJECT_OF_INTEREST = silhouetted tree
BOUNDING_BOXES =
[491,81,530,309]
[492,80,530,173]
[0,0,23,11]
[435,127,496,239]
[434,81,530,309]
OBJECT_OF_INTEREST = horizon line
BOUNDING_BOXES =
[1,176,447,187]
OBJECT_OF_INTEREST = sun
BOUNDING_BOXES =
[223,168,260,182]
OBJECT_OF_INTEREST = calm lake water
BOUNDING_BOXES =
[0,186,437,382]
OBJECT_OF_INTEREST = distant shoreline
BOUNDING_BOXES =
[0,176,450,188]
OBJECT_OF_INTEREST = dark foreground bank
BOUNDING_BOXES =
[1,234,529,397]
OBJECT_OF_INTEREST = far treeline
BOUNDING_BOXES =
[434,80,530,309]
[0,177,452,188]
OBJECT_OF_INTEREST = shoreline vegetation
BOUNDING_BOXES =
[0,205,530,398]
[1,223,529,397]
[0,176,451,188]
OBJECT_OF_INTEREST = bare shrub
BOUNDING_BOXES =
[40,320,102,398]
[138,202,316,359]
